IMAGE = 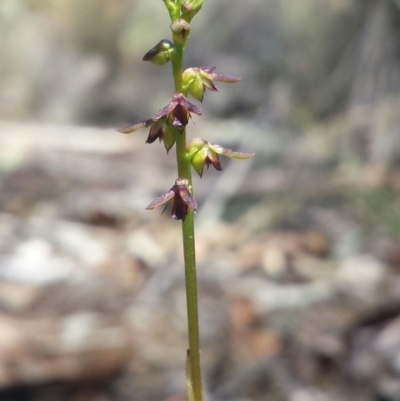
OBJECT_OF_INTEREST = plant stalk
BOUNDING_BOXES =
[171,41,203,401]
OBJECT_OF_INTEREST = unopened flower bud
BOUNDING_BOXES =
[181,0,203,22]
[143,39,174,66]
[170,19,191,44]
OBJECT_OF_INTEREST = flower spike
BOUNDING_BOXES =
[146,178,197,220]
[118,2,255,400]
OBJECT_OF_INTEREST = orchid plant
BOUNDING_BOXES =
[119,1,254,400]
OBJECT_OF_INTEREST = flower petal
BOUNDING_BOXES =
[177,185,197,213]
[176,94,202,116]
[208,143,255,159]
[153,102,176,121]
[211,74,242,83]
[202,78,218,92]
[197,67,216,78]
[187,138,206,151]
[197,67,241,84]
[146,119,165,143]
[205,150,222,171]
[221,150,256,159]
[145,190,175,210]
[118,120,152,134]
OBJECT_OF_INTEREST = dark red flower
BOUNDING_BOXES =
[118,94,201,151]
[145,178,197,220]
[152,93,201,127]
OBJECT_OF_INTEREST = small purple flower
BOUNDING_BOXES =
[146,178,197,220]
[118,94,202,150]
[153,93,201,127]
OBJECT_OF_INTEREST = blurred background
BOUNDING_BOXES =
[1,0,400,400]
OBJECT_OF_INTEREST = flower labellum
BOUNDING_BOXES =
[146,178,197,220]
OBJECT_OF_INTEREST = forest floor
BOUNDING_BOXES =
[1,120,400,401]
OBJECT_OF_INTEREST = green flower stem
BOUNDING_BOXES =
[171,40,204,401]
[181,205,202,401]
[172,43,184,93]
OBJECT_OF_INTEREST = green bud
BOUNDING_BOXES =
[181,0,203,22]
[170,19,191,44]
[142,39,174,66]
